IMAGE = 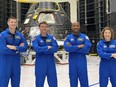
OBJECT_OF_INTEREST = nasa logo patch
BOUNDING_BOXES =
[40,40,44,43]
[103,45,107,48]
[70,38,74,41]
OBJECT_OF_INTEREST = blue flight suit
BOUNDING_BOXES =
[32,34,58,87]
[97,39,116,87]
[0,29,28,87]
[64,33,92,87]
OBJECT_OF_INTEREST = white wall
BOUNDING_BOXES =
[110,0,116,13]
[69,0,78,23]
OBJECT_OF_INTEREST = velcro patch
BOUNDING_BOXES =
[46,39,51,42]
[15,36,20,39]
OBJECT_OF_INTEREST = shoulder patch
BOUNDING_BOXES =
[86,36,89,39]
[97,42,100,46]
[53,36,56,40]
[64,37,67,41]
[97,43,99,46]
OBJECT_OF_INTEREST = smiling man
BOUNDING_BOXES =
[32,21,58,87]
[64,22,92,87]
[0,17,28,87]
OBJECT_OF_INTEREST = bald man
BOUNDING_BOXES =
[64,22,92,87]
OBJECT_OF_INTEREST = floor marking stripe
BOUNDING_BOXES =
[89,82,99,87]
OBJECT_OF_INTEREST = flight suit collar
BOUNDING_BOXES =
[6,28,17,35]
[40,34,49,42]
[72,32,81,38]
[102,39,112,43]
[40,33,49,38]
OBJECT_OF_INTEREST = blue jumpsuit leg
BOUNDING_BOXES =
[35,57,47,87]
[99,60,109,87]
[78,63,88,87]
[0,55,11,87]
[69,57,78,87]
[69,68,78,87]
[47,57,57,87]
[11,74,20,87]
[110,76,116,87]
[109,59,116,87]
[77,56,89,87]
[36,75,46,87]
[11,57,20,87]
[0,78,9,87]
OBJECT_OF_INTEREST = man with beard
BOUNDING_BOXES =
[64,22,92,87]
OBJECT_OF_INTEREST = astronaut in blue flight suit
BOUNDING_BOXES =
[32,21,58,87]
[64,22,92,87]
[97,27,116,87]
[0,17,27,87]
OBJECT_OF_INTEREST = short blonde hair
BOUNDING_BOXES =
[8,17,16,22]
[101,26,114,39]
